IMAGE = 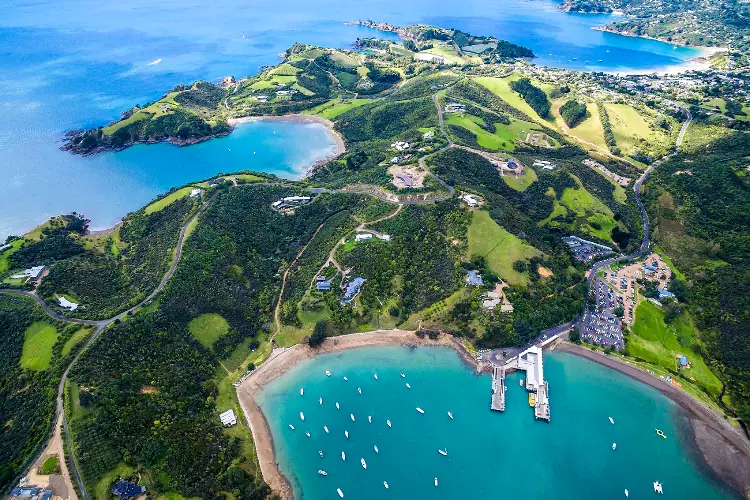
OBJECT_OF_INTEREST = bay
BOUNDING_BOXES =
[258,346,732,500]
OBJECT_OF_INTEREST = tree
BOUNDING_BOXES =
[559,99,587,128]
[308,320,327,347]
[569,329,581,343]
[614,306,624,317]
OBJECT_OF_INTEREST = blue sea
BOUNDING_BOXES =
[258,347,733,500]
[0,0,705,238]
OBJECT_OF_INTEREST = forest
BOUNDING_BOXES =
[559,99,588,128]
[509,78,550,118]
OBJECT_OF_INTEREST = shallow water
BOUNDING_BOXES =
[258,346,732,499]
[1,0,706,238]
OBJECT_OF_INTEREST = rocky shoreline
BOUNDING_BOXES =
[60,128,232,156]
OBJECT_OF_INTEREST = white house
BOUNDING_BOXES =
[219,409,237,427]
[461,194,479,207]
[355,233,374,242]
[376,234,391,242]
[58,297,79,311]
[423,131,434,139]
[10,265,46,281]
[189,188,202,198]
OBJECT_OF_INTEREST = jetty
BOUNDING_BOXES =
[498,345,551,422]
[490,365,506,411]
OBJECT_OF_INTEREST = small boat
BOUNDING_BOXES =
[368,416,372,423]
[438,449,448,456]
[406,383,411,389]
[319,450,324,457]
[326,370,331,377]
[447,412,453,420]
[387,420,392,428]
[343,376,348,381]
[306,432,311,437]
[625,489,629,497]
[324,426,329,433]
[345,431,349,438]
[528,393,536,407]
[300,412,305,421]
[318,470,327,476]
[434,477,438,487]
[351,413,355,422]
[400,372,405,378]
[374,374,378,380]
[653,481,663,494]
[655,429,667,439]
[361,458,367,469]
[358,388,362,394]
[384,481,389,489]
[289,424,295,430]
[374,445,379,453]
[612,443,617,451]
[300,388,304,396]
[520,379,524,387]
[227,148,231,152]
[337,488,344,498]
[609,417,615,424]
[342,451,346,461]
[416,408,424,414]
[319,397,323,405]
[336,402,340,410]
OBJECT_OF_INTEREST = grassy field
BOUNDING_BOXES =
[604,103,670,160]
[62,327,92,358]
[560,175,613,217]
[187,313,229,350]
[467,210,541,285]
[629,300,722,396]
[569,102,608,150]
[309,99,371,120]
[423,43,468,65]
[102,92,180,136]
[144,186,196,215]
[585,212,617,242]
[538,188,569,227]
[447,114,543,152]
[0,238,24,274]
[474,75,553,124]
[20,321,58,371]
[503,166,537,191]
[41,456,59,474]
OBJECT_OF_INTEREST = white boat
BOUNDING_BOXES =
[337,488,344,498]
[319,450,324,457]
[318,470,327,476]
[341,451,346,461]
[520,379,524,386]
[625,489,629,497]
[434,477,438,487]
[387,420,392,428]
[306,432,311,437]
[438,449,447,456]
[368,416,372,423]
[358,388,362,394]
[345,430,349,438]
[447,411,453,420]
[289,424,295,430]
[319,397,323,405]
[324,426,329,433]
[300,412,305,421]
[653,481,663,494]
[326,370,331,376]
[612,443,617,451]
[361,458,367,469]
[406,383,411,389]
[374,445,379,453]
[300,388,304,396]
[351,413,355,422]
[343,376,348,381]
[336,402,340,410]
[400,372,405,378]
[374,374,378,380]
[609,417,615,424]
[384,481,389,489]
[416,407,424,414]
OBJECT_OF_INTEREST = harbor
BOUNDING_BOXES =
[491,344,552,422]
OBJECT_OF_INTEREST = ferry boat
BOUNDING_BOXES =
[528,393,536,407]
[416,407,425,414]
[361,458,367,469]
[406,383,411,389]
[368,416,372,423]
[612,443,617,451]
[300,388,304,396]
[337,488,344,498]
[609,417,615,424]
[438,449,448,456]
[300,412,305,421]
[656,429,667,439]
[653,481,663,494]
[374,445,379,453]
[447,411,453,420]
[324,426,329,433]
[384,481,389,489]
[318,470,327,476]
[336,402,340,410]
[351,413,355,422]
[326,370,331,376]
[345,431,349,438]
[289,424,295,430]
[400,372,405,378]
[434,477,438,487]
[341,451,346,461]
[387,419,392,428]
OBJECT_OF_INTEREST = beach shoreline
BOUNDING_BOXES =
[228,114,346,177]
[235,330,477,500]
[557,342,750,498]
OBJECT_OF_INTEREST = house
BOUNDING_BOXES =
[112,480,145,500]
[1,243,13,252]
[355,233,373,242]
[466,270,483,286]
[395,173,413,186]
[390,156,400,164]
[10,488,43,497]
[376,234,391,242]
[460,194,479,207]
[58,296,79,311]
[533,160,555,171]
[390,141,410,151]
[445,103,466,113]
[189,188,202,198]
[342,277,366,305]
[500,304,515,313]
[423,131,434,139]
[658,289,675,302]
[678,355,690,368]
[482,291,502,310]
[219,409,237,427]
[10,265,46,282]
[316,277,332,291]
[207,177,225,187]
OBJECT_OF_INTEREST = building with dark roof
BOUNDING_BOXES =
[112,480,145,500]
[342,277,366,304]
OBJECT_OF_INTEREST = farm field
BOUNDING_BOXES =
[568,102,608,151]
[20,321,58,371]
[144,186,196,214]
[187,313,229,350]
[467,210,541,285]
[473,75,554,125]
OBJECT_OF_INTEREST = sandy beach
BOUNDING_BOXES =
[228,114,346,176]
[235,329,476,499]
[557,342,750,498]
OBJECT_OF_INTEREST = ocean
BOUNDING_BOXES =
[257,346,732,499]
[0,0,706,239]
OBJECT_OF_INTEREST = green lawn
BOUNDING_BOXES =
[94,462,135,500]
[467,210,541,285]
[447,114,543,152]
[20,322,58,371]
[145,186,196,215]
[474,75,553,124]
[538,188,569,227]
[187,313,229,350]
[570,102,608,150]
[269,63,301,76]
[604,103,671,159]
[585,213,616,242]
[305,99,371,120]
[41,456,59,474]
[329,52,361,68]
[560,175,613,217]
[503,166,537,191]
[629,301,722,396]
[0,238,24,274]
[62,327,91,358]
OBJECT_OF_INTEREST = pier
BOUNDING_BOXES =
[490,365,506,412]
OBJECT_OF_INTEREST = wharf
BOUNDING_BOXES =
[490,365,506,411]
[497,345,551,421]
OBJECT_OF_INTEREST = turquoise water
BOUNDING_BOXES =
[0,0,707,239]
[258,347,733,499]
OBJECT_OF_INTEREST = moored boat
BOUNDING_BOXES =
[319,397,323,405]
[326,370,331,376]
[337,488,344,498]
[345,430,349,438]
[374,374,378,380]
[609,417,615,424]
[612,443,616,451]
[318,470,327,476]
[300,412,305,421]
[343,376,348,381]
[406,383,411,389]
[434,477,438,487]
[289,424,295,430]
[447,411,453,420]
[361,458,367,469]
[341,451,346,461]
[336,402,340,410]
[387,419,392,428]
[351,413,355,421]
[300,388,304,396]
[324,426,329,433]
[319,450,323,457]
[374,445,379,453]
[384,481,389,489]
[528,393,536,406]
[520,379,524,386]
[438,449,447,456]
[400,372,405,378]
[416,407,424,414]
[358,388,362,394]
[368,416,372,423]
[655,428,667,439]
